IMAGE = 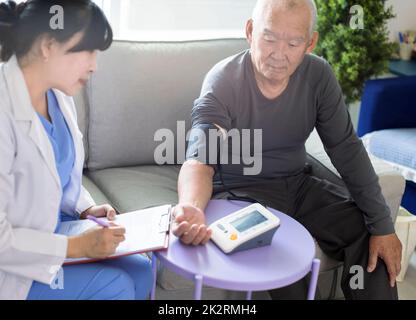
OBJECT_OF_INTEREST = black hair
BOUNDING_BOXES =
[0,0,113,62]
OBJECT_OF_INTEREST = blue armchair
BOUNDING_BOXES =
[357,76,416,215]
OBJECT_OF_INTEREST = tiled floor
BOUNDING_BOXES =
[398,251,416,300]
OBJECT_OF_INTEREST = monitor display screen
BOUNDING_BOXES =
[230,210,267,233]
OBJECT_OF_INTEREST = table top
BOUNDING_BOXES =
[389,59,416,76]
[155,200,316,291]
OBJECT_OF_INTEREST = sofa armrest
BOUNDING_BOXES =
[305,129,406,223]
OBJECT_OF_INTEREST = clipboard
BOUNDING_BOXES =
[61,204,172,265]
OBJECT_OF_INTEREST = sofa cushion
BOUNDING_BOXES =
[82,175,112,206]
[86,165,180,213]
[86,39,248,170]
[364,129,416,184]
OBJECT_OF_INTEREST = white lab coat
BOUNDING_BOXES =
[0,56,95,300]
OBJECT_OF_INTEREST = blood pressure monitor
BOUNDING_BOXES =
[209,203,280,254]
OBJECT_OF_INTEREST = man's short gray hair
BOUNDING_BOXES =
[252,0,318,37]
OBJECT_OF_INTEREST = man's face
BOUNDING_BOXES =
[247,4,317,84]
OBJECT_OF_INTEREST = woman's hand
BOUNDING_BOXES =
[67,204,123,259]
[67,223,126,259]
[80,204,117,221]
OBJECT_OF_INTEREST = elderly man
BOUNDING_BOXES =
[172,0,401,299]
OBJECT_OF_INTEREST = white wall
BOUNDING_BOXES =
[386,0,416,42]
[108,0,256,41]
[105,0,414,42]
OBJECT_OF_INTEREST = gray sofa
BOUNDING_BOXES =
[74,39,406,300]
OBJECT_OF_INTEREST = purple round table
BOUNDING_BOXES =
[151,200,320,300]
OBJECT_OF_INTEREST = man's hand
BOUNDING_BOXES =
[80,204,117,221]
[367,233,402,287]
[172,203,212,246]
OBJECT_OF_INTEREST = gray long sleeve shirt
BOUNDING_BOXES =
[189,49,394,236]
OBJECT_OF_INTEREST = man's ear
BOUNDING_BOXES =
[246,19,254,46]
[306,31,319,54]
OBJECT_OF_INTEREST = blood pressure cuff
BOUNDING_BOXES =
[185,123,225,170]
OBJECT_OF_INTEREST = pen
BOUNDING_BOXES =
[87,215,110,228]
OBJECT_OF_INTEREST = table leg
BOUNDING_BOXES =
[246,291,252,300]
[307,258,321,300]
[151,254,158,300]
[194,274,203,300]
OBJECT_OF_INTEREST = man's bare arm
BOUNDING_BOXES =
[178,159,214,210]
[173,159,215,245]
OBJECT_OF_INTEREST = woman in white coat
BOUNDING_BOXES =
[0,0,152,300]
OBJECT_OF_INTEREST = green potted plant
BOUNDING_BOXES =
[314,0,396,104]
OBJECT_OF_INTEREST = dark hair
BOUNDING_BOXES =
[0,0,113,62]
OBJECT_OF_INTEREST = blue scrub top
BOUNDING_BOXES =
[37,90,76,232]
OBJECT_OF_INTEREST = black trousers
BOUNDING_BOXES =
[212,171,398,300]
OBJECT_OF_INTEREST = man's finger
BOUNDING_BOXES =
[396,261,402,276]
[382,254,397,287]
[172,221,190,237]
[192,225,207,246]
[201,228,213,245]
[181,224,199,244]
[386,261,397,288]
[367,250,378,273]
[171,205,181,218]
[396,252,402,276]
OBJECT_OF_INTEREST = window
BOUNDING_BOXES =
[97,0,256,41]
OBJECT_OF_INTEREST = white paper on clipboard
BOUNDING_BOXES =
[60,204,172,265]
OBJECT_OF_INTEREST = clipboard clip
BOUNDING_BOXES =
[158,206,172,233]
